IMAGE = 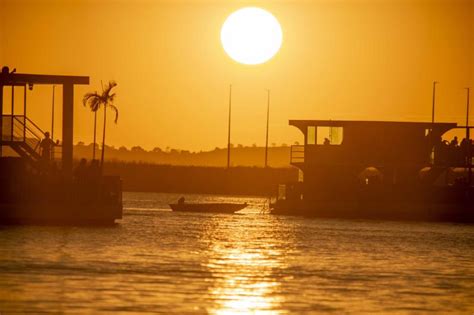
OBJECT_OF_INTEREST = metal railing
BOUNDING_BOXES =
[2,114,46,157]
[290,145,305,164]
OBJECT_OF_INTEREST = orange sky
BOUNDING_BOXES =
[1,0,473,151]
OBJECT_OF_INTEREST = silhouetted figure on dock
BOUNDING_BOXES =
[434,136,474,166]
[40,132,55,162]
[39,132,55,173]
[450,136,458,147]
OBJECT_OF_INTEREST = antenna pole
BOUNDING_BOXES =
[227,84,232,168]
[265,89,270,168]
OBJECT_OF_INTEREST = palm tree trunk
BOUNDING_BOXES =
[93,111,97,160]
[100,105,107,170]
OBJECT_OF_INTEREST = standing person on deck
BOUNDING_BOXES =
[40,132,55,165]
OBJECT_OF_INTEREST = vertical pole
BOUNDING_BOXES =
[466,87,471,186]
[51,85,55,140]
[23,85,26,140]
[227,84,232,169]
[62,84,74,181]
[23,85,26,117]
[93,111,97,160]
[11,86,14,141]
[265,89,270,168]
[430,81,438,165]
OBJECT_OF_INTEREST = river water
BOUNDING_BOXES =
[0,192,473,314]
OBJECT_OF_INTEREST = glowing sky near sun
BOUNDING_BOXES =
[0,0,473,151]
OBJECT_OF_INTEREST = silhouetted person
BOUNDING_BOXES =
[450,136,458,147]
[178,196,185,204]
[40,132,55,171]
[323,138,330,145]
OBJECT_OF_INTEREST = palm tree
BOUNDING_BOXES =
[83,81,119,169]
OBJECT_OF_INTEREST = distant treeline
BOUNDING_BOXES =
[103,161,298,196]
[74,142,298,167]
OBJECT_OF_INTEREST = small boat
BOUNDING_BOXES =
[169,202,248,214]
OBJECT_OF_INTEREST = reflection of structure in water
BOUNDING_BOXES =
[0,68,122,225]
[273,120,474,222]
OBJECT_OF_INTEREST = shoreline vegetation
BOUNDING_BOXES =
[73,143,298,195]
[103,162,297,196]
[74,142,296,168]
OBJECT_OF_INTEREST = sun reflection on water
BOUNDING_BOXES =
[203,217,287,315]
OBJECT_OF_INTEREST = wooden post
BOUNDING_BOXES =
[62,83,74,180]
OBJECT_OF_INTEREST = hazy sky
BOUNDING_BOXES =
[1,0,473,151]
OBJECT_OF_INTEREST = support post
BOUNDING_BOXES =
[51,85,55,140]
[62,83,74,180]
[11,86,14,140]
[23,85,26,140]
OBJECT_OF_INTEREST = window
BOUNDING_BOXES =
[307,126,316,145]
[317,126,343,145]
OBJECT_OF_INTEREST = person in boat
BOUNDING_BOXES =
[178,196,185,204]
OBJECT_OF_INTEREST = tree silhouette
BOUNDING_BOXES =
[83,81,119,169]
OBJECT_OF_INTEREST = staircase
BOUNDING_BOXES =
[1,115,49,169]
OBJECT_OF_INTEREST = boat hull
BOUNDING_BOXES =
[169,203,247,214]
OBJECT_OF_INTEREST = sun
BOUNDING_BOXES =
[221,7,283,65]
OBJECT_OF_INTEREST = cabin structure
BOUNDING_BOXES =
[0,67,122,225]
[273,119,474,221]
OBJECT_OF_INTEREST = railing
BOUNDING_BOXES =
[2,114,46,157]
[290,145,305,164]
